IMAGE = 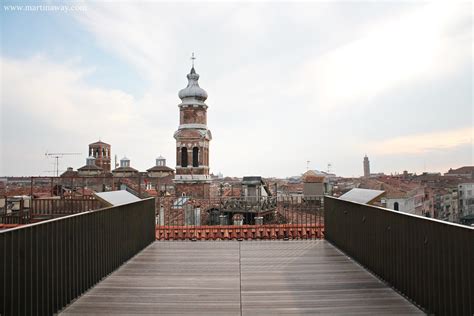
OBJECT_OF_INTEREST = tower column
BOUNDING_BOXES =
[173,57,212,198]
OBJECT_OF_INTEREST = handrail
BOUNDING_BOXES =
[324,196,473,316]
[0,197,156,316]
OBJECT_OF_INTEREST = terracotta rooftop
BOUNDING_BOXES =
[446,166,474,175]
[78,164,102,171]
[146,165,174,172]
[358,178,421,199]
[60,170,79,177]
[89,140,110,146]
[112,166,138,173]
[302,170,325,183]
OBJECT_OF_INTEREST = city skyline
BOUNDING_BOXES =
[1,1,472,178]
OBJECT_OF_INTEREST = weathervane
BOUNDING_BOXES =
[191,52,196,67]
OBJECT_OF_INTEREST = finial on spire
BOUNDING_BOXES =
[191,52,196,68]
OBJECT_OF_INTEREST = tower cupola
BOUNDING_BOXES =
[178,67,208,102]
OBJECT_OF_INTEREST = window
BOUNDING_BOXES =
[193,147,199,167]
[394,202,399,211]
[181,147,188,167]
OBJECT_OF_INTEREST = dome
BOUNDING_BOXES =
[178,67,208,101]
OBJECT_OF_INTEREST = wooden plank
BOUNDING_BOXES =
[60,240,422,315]
[240,241,422,315]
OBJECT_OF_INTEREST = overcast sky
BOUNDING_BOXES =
[1,1,472,178]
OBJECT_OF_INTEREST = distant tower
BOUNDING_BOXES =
[173,55,212,198]
[89,140,111,172]
[363,155,370,178]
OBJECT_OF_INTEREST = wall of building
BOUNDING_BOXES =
[112,171,138,178]
[458,183,474,216]
[180,108,207,125]
[386,198,410,213]
[303,183,324,196]
[77,170,102,177]
[175,183,210,198]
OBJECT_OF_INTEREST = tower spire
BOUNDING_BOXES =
[191,52,196,68]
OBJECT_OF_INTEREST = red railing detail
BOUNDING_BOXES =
[156,224,324,240]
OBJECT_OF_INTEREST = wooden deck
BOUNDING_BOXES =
[61,241,423,315]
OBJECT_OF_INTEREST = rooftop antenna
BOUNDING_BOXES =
[327,163,332,174]
[45,151,81,177]
[191,52,196,67]
[306,160,310,171]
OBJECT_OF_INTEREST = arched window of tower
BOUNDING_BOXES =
[193,147,199,167]
[181,147,188,167]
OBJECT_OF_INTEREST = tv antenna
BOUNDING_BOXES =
[45,152,81,177]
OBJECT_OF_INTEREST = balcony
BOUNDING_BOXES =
[1,197,472,315]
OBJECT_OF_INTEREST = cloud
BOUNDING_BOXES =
[292,2,472,111]
[74,3,175,84]
[1,2,472,177]
[365,127,473,156]
[0,56,175,175]
[2,56,139,130]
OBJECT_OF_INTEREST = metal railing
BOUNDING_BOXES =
[1,198,103,225]
[155,196,324,240]
[324,196,474,316]
[31,198,102,216]
[0,198,156,316]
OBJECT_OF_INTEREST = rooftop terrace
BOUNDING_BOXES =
[61,240,422,315]
[1,196,472,315]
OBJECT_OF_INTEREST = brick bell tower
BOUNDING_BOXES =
[173,55,212,198]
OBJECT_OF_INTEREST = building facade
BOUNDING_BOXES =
[302,170,325,196]
[445,166,474,179]
[458,183,474,217]
[173,66,212,198]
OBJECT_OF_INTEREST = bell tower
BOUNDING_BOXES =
[173,55,212,198]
